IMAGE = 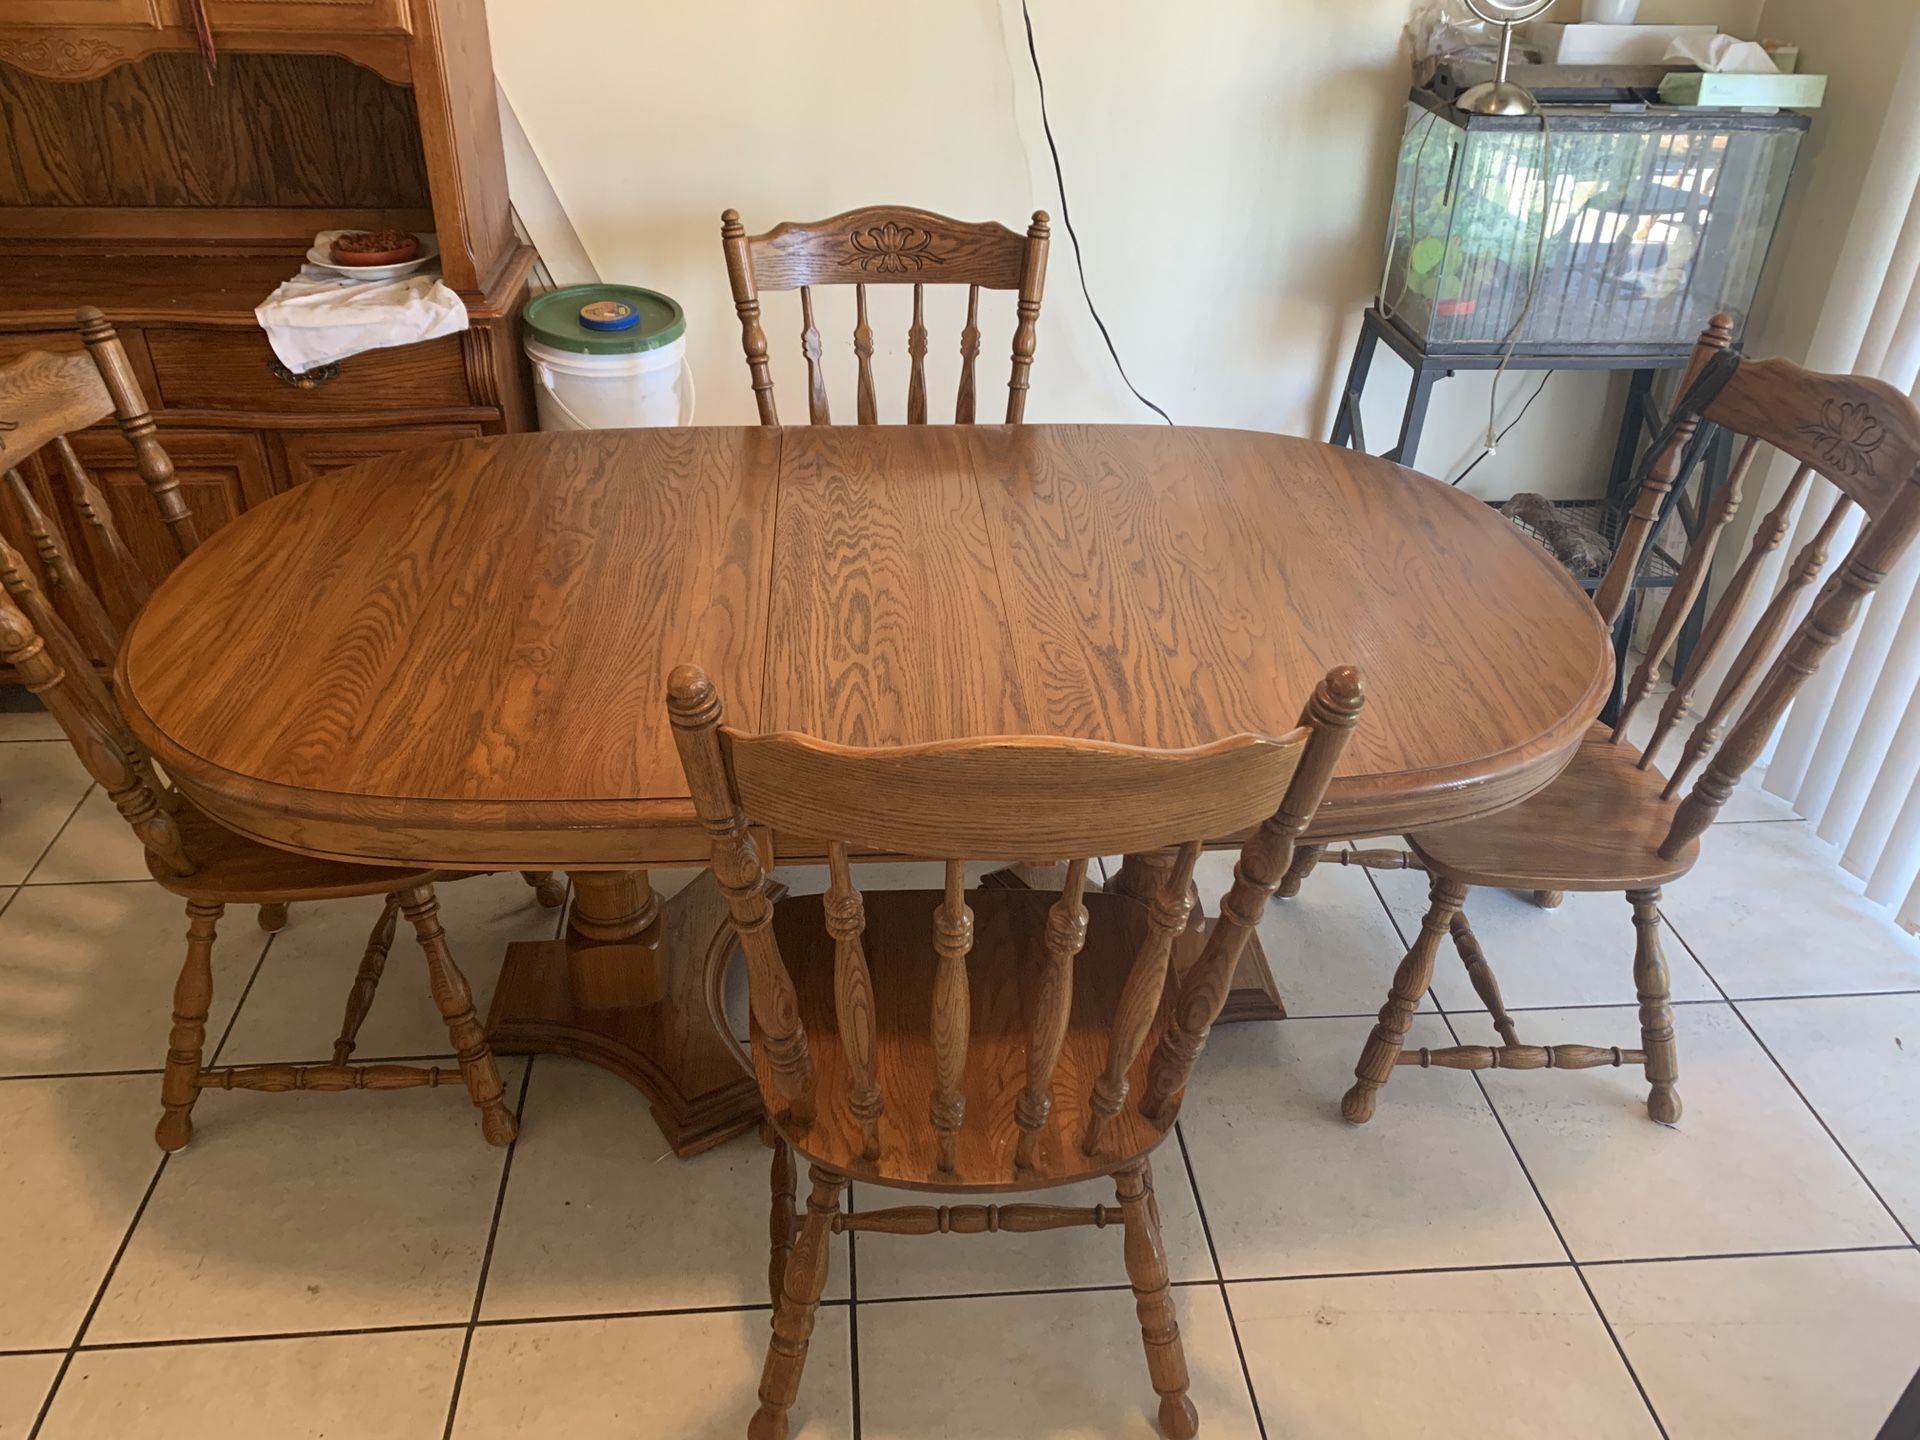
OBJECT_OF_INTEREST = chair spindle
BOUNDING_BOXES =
[825,841,882,1161]
[1663,479,1913,858]
[1663,490,1853,800]
[1014,857,1091,1171]
[50,436,150,611]
[930,858,974,1175]
[853,284,877,424]
[1592,314,1734,626]
[4,467,119,663]
[1084,842,1200,1158]
[907,283,928,424]
[956,284,982,423]
[1642,463,1815,769]
[1614,434,1762,739]
[799,286,830,425]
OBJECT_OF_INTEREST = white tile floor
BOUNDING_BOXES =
[3,711,1919,1438]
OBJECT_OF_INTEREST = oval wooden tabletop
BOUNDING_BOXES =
[118,425,1612,868]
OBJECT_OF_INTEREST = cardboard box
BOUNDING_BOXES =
[1524,22,1716,65]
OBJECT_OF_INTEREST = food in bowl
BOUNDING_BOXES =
[329,231,421,267]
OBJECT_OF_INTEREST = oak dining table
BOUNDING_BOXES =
[116,423,1612,1157]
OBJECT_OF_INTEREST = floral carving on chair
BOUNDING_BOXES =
[1799,400,1887,478]
[847,222,945,275]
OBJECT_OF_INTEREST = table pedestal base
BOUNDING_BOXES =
[485,869,766,1157]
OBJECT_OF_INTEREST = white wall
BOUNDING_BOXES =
[485,0,1769,496]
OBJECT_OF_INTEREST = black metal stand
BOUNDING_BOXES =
[1331,307,1734,724]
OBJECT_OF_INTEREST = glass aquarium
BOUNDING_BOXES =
[1379,94,1806,356]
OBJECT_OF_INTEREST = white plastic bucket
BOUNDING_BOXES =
[525,335,695,431]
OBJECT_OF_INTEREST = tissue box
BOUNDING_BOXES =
[1525,22,1716,65]
[1658,71,1827,108]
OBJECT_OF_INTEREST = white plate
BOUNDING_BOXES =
[305,231,440,281]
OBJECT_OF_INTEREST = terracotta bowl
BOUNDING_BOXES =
[329,231,421,267]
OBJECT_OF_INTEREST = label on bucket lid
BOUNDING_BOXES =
[578,299,641,332]
[522,284,687,356]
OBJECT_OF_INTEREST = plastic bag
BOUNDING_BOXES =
[1409,0,1500,86]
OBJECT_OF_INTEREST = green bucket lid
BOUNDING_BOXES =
[522,284,686,355]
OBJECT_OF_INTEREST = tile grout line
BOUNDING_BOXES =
[1355,860,1675,1440]
[27,904,284,1434]
[8,783,94,894]
[1171,1121,1270,1440]
[845,1179,863,1440]
[440,1055,538,1440]
[1660,914,1920,1249]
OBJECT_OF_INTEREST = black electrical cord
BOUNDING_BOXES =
[1451,370,1554,487]
[1020,0,1173,425]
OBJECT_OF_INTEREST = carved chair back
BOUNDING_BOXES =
[0,306,202,655]
[720,205,1050,426]
[1597,320,1920,860]
[0,590,193,879]
[668,663,1363,1178]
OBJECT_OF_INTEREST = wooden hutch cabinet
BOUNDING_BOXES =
[0,0,537,667]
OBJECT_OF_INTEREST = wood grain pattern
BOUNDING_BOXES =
[119,425,1612,869]
[122,428,780,859]
[0,52,429,211]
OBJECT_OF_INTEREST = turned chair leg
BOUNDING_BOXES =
[752,1164,845,1440]
[156,899,223,1152]
[332,896,401,1065]
[1532,890,1565,909]
[520,871,566,909]
[1276,841,1324,898]
[1628,888,1682,1124]
[764,1120,797,1308]
[257,902,290,932]
[1449,910,1520,1048]
[1117,1159,1197,1440]
[397,885,518,1146]
[1343,875,1468,1123]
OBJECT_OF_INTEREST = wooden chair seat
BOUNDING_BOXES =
[1407,722,1701,892]
[757,889,1175,1191]
[148,800,440,903]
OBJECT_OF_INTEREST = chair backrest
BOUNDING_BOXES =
[720,205,1050,426]
[668,662,1363,1176]
[0,306,202,656]
[0,588,193,877]
[1598,317,1920,859]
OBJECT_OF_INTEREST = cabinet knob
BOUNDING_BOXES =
[268,358,340,389]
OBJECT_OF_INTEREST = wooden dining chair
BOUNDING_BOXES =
[0,315,565,927]
[667,662,1362,1440]
[720,204,1050,425]
[0,585,520,1152]
[1333,319,1920,1127]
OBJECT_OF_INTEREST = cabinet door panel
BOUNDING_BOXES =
[67,427,273,604]
[276,423,481,490]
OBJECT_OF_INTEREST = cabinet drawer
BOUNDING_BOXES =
[276,424,482,489]
[146,328,472,415]
[196,0,410,34]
